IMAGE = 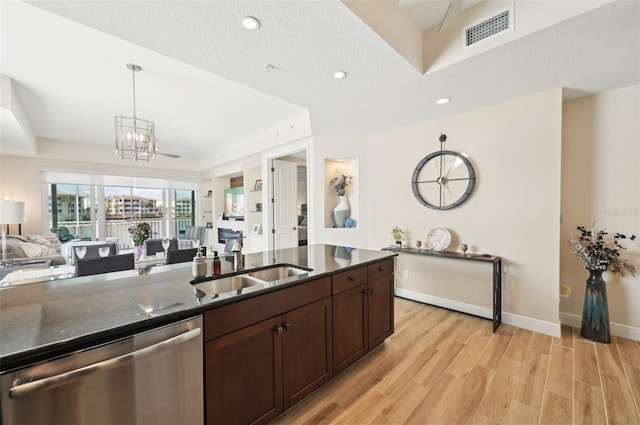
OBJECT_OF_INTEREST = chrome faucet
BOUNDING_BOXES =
[231,237,246,271]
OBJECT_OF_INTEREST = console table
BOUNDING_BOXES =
[382,247,502,332]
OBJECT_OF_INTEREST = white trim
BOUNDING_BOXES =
[560,312,640,342]
[395,287,492,319]
[395,288,561,338]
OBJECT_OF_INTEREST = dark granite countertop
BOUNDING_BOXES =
[0,244,396,371]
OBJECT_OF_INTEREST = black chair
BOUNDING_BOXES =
[70,242,119,265]
[143,238,178,256]
[166,247,206,265]
[75,253,135,277]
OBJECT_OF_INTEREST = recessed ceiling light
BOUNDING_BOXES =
[333,71,347,79]
[436,97,451,105]
[241,16,260,30]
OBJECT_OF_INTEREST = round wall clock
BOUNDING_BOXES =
[411,134,476,210]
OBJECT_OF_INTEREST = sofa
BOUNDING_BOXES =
[0,234,67,266]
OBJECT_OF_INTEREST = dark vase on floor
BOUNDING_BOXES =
[580,269,611,344]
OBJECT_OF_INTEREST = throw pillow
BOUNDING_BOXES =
[18,242,48,258]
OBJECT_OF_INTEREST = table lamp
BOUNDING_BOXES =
[0,200,26,266]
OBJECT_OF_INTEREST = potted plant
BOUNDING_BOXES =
[128,222,152,258]
[391,226,405,247]
[568,225,636,343]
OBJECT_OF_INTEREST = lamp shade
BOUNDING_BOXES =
[0,200,26,225]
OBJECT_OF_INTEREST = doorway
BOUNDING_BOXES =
[268,150,308,253]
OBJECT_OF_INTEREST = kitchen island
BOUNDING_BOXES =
[1,244,396,425]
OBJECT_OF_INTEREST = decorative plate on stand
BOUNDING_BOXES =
[426,227,451,251]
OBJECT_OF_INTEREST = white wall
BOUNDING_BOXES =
[308,89,563,335]
[560,85,640,339]
[365,89,563,334]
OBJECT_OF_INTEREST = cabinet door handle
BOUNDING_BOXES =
[347,276,355,281]
[283,322,293,331]
[369,288,374,294]
[275,326,283,335]
[378,267,385,272]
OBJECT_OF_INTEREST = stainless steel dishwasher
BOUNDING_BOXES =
[1,316,203,425]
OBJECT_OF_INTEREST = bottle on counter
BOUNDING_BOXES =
[192,247,207,279]
[212,251,221,276]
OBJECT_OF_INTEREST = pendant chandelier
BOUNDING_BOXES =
[114,63,156,161]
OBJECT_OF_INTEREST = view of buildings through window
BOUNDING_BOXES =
[48,184,196,247]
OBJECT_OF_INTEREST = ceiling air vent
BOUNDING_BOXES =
[465,9,511,47]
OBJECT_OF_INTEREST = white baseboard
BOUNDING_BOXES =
[395,288,561,338]
[560,312,640,342]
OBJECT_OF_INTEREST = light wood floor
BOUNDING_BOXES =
[273,297,640,425]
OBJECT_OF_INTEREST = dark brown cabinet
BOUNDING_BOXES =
[203,258,395,424]
[204,277,332,425]
[332,259,395,374]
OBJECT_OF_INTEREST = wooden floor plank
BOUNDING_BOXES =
[540,391,573,425]
[575,339,601,387]
[377,380,431,425]
[445,333,492,379]
[503,328,534,363]
[413,338,465,387]
[554,324,574,349]
[601,372,640,425]
[436,365,493,425]
[476,369,520,423]
[615,335,640,368]
[504,401,539,425]
[597,342,628,379]
[529,332,552,355]
[514,351,549,410]
[403,373,462,425]
[575,380,607,425]
[479,330,513,371]
[623,364,640,419]
[547,344,574,398]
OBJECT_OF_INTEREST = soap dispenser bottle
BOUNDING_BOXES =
[192,247,207,279]
[212,251,221,275]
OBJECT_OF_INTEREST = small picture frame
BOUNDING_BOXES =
[254,179,262,191]
[206,222,213,228]
[252,224,261,234]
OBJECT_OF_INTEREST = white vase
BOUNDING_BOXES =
[333,195,350,228]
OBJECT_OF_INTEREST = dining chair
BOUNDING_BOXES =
[70,242,119,265]
[166,247,207,265]
[143,238,178,257]
[75,253,135,277]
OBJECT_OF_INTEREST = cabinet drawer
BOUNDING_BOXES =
[332,266,367,295]
[204,277,331,341]
[367,258,394,281]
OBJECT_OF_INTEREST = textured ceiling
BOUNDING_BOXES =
[1,0,639,166]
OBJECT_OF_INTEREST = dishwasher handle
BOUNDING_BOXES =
[9,327,202,400]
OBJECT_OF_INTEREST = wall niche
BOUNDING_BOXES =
[324,158,358,229]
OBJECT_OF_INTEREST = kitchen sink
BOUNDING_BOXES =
[193,274,265,296]
[247,266,309,282]
[192,265,311,297]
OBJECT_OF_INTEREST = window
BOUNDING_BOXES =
[43,171,199,247]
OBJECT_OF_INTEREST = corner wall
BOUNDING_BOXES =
[560,85,640,339]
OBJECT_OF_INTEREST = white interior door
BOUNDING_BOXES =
[271,159,298,251]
